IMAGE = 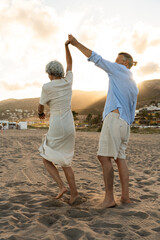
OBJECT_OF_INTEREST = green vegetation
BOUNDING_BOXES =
[131,126,160,134]
[72,111,78,120]
[28,125,49,129]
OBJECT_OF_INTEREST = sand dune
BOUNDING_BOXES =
[0,130,160,240]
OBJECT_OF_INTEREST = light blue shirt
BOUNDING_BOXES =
[88,51,139,125]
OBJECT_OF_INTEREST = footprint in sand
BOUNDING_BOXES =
[143,170,151,174]
[122,211,148,219]
[133,211,149,219]
[38,213,60,227]
[136,229,151,237]
[0,205,14,220]
[89,220,123,233]
[8,194,32,204]
[0,202,12,211]
[140,193,158,200]
[40,199,66,208]
[63,228,84,240]
[6,182,26,187]
[143,188,150,192]
[11,212,29,224]
[143,180,156,186]
[15,155,23,158]
[152,227,160,232]
[114,232,126,238]
[121,211,137,217]
[10,205,22,211]
[66,209,91,219]
[130,224,141,230]
[147,210,160,219]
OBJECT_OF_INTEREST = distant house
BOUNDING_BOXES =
[133,103,160,126]
[18,122,27,130]
[9,122,17,129]
[0,121,27,130]
[0,120,9,129]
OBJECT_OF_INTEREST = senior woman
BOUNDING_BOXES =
[38,40,79,205]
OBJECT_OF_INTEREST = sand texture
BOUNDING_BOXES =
[0,129,160,240]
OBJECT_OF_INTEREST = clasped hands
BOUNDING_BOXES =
[65,34,78,46]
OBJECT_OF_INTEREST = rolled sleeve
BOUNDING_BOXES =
[39,85,50,105]
[88,51,98,62]
[64,71,73,83]
[88,51,116,75]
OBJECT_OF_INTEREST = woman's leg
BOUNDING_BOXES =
[62,166,79,205]
[43,158,67,199]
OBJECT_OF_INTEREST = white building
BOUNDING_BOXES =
[0,121,27,130]
[0,120,9,129]
[18,122,27,129]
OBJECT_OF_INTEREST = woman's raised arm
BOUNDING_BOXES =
[65,40,72,72]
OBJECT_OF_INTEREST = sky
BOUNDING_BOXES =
[0,0,160,101]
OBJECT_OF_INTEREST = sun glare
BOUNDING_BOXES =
[0,0,160,101]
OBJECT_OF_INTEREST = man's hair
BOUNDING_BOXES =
[118,52,137,69]
[46,60,64,77]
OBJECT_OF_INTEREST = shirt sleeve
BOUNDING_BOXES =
[88,51,116,75]
[39,84,50,105]
[64,71,73,83]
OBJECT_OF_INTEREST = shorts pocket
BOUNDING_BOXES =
[119,122,128,141]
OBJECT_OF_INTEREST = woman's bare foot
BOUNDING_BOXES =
[55,186,67,199]
[68,194,79,205]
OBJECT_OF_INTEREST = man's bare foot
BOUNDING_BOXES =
[68,194,79,205]
[97,200,116,209]
[55,187,67,199]
[121,197,133,204]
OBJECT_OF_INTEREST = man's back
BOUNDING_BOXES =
[88,51,139,124]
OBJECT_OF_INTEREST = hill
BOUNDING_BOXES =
[137,79,160,108]
[0,90,106,115]
[0,98,40,112]
[0,80,159,117]
[80,79,160,114]
[71,90,106,112]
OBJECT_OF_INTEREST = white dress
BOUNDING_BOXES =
[39,71,75,167]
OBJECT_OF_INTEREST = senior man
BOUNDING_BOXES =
[69,34,138,208]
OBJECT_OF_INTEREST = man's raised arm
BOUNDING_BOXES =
[68,34,92,58]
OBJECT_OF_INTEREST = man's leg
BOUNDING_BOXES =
[116,158,131,203]
[62,166,79,205]
[43,158,67,199]
[98,156,116,208]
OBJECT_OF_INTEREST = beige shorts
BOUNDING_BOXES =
[97,112,130,160]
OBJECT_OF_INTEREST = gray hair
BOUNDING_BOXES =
[118,52,137,69]
[45,60,64,77]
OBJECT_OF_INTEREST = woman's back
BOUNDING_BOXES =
[40,71,73,114]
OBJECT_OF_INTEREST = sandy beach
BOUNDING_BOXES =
[0,129,160,240]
